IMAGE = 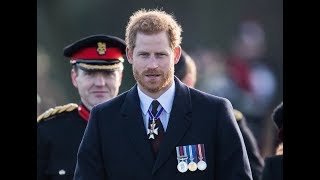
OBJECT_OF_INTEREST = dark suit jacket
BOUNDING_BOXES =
[74,77,252,180]
[261,155,283,180]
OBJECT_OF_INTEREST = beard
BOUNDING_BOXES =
[133,66,174,93]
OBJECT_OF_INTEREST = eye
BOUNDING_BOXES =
[102,71,116,77]
[84,71,94,76]
[156,53,167,58]
[138,52,149,58]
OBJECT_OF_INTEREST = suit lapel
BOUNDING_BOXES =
[120,85,155,170]
[152,77,192,174]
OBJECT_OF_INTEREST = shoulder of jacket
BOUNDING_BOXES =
[37,103,78,123]
[233,109,243,121]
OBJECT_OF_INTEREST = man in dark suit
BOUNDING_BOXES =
[74,9,252,180]
[37,35,126,180]
[261,102,283,180]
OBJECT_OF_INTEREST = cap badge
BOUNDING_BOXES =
[97,42,106,55]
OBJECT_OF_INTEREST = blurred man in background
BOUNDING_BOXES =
[174,49,197,88]
[225,21,277,156]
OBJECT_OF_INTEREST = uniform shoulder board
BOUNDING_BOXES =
[37,103,78,123]
[233,109,243,121]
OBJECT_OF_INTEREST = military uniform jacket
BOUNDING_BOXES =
[37,104,87,180]
[261,155,283,180]
[74,77,253,180]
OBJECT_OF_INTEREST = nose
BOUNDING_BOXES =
[94,75,106,86]
[146,55,158,69]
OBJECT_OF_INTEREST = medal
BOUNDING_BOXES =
[197,160,207,171]
[196,144,207,171]
[177,161,188,173]
[176,146,188,173]
[147,106,164,139]
[188,161,198,171]
[147,119,158,139]
[188,145,198,171]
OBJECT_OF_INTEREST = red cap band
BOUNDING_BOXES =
[71,47,123,60]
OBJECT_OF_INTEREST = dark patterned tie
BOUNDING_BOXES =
[150,100,164,156]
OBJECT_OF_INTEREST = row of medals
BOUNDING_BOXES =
[147,110,207,173]
[177,147,207,173]
[177,156,207,173]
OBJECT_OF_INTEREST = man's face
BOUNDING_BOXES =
[71,68,122,110]
[127,31,180,96]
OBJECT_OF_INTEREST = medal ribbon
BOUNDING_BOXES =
[177,146,187,159]
[176,147,182,161]
[183,146,187,159]
[176,147,180,158]
[197,144,206,161]
[147,106,164,120]
[188,145,197,162]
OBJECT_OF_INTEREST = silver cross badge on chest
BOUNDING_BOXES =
[147,119,158,139]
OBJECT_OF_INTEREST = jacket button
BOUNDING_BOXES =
[59,169,66,175]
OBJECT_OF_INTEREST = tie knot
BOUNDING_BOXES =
[151,100,160,116]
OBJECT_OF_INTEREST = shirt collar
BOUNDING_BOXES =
[137,81,176,115]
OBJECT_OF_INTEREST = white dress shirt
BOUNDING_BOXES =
[137,81,176,133]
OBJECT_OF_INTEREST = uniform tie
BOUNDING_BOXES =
[150,100,164,157]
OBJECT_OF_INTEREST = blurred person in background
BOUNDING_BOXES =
[194,48,235,102]
[175,48,264,180]
[174,49,197,88]
[234,109,265,180]
[261,102,283,180]
[37,47,66,116]
[195,21,278,158]
[74,9,252,180]
[224,20,277,156]
[37,34,126,180]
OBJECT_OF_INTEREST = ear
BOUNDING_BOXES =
[71,69,78,88]
[173,46,182,65]
[126,47,133,64]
